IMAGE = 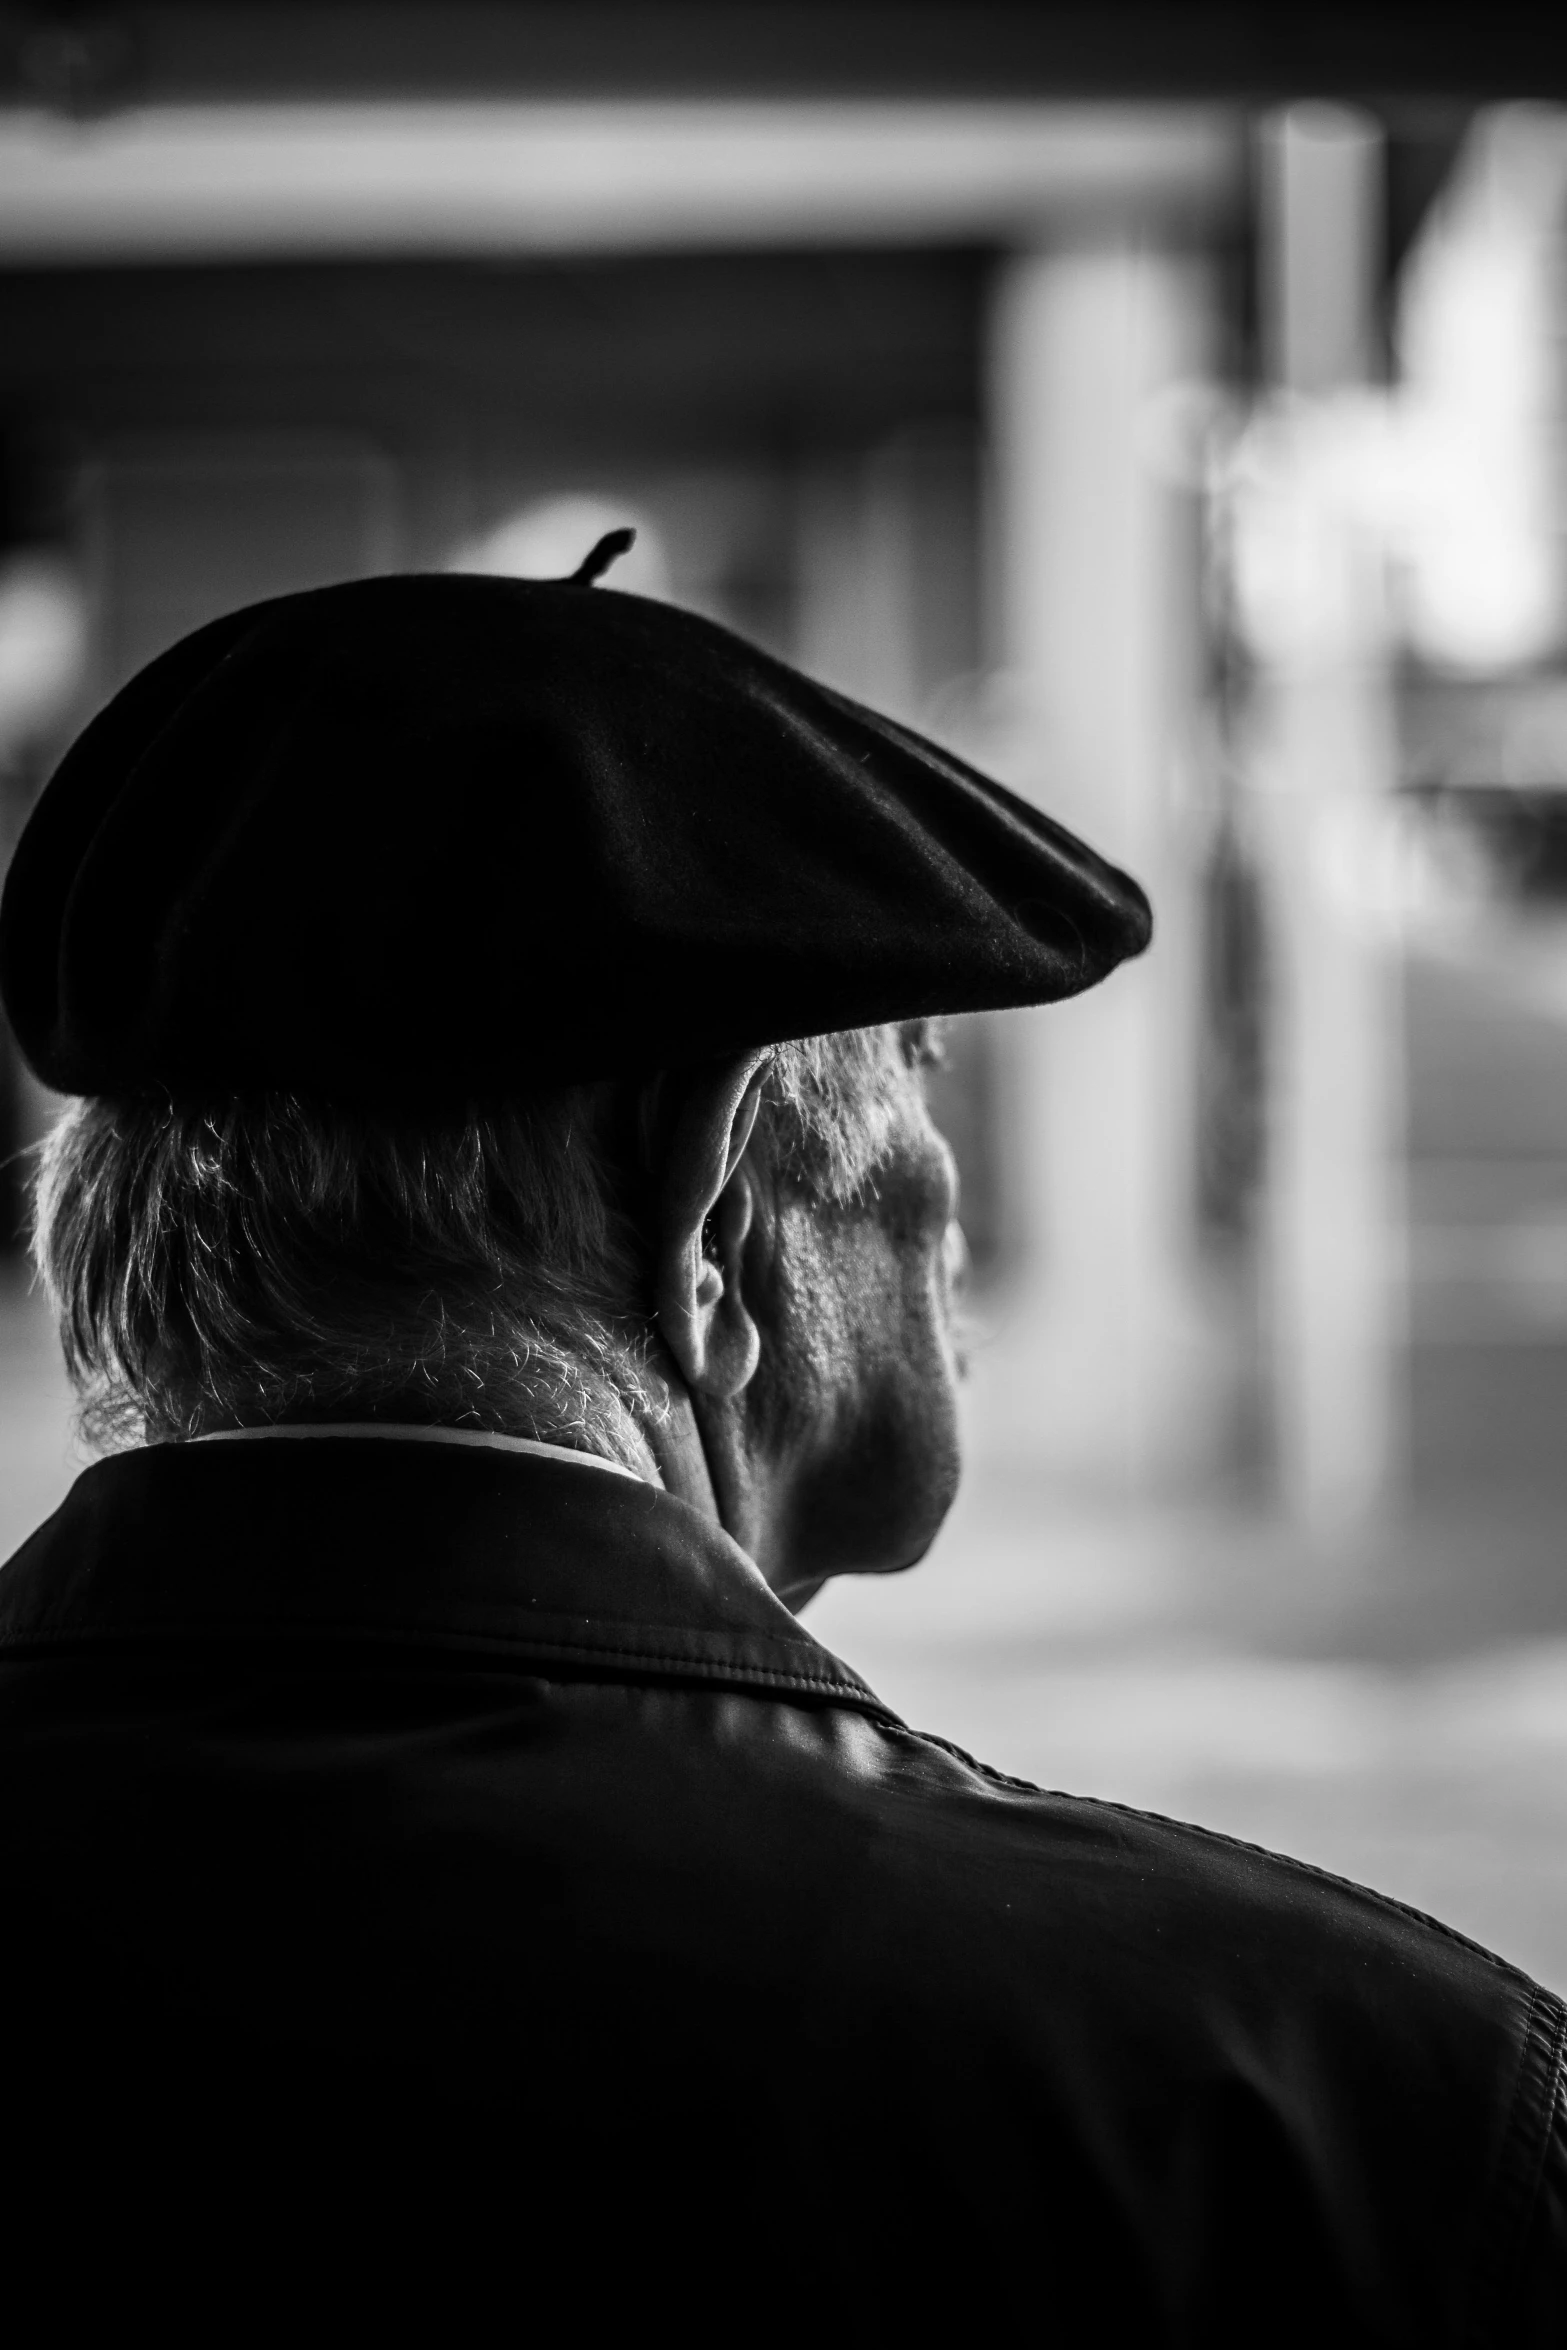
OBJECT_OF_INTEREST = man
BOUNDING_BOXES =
[0,535,1562,2339]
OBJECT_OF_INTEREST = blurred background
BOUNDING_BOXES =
[6,2,1567,1976]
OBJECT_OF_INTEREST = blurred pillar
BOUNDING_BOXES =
[979,237,1225,1487]
[1249,107,1407,1526]
[793,428,980,731]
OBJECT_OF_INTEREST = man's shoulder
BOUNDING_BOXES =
[748,1692,1558,2144]
[677,1689,1565,2333]
[827,1702,1547,2025]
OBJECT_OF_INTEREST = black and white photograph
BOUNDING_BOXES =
[1,3,1565,2336]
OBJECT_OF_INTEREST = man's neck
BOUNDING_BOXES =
[640,1386,721,1519]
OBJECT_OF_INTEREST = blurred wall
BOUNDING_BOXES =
[5,11,1563,1529]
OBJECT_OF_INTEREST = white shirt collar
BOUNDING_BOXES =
[188,1422,644,1482]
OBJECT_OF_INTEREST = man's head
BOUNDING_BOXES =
[4,553,1151,1602]
[32,1021,964,1605]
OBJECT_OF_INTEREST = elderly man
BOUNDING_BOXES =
[0,538,1563,2339]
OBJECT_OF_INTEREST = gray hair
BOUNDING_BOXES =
[29,1027,916,1469]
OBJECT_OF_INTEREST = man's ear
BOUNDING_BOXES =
[656,1049,771,1398]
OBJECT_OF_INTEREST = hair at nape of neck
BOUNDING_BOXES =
[28,1026,927,1464]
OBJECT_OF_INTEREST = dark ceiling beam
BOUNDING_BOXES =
[0,5,1558,111]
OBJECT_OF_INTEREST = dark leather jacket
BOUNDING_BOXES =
[1,1434,1562,2342]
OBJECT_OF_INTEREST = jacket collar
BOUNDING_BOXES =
[189,1420,645,1480]
[0,1434,894,1722]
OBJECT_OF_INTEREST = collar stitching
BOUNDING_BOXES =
[0,1619,892,1711]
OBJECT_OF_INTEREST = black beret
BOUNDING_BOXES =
[0,552,1151,1105]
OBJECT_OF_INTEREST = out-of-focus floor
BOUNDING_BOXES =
[6,1265,1567,1993]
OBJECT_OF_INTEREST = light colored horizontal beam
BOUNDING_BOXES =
[0,100,1239,264]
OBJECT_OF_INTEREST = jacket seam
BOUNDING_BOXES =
[878,1718,1545,1977]
[0,1619,895,1715]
